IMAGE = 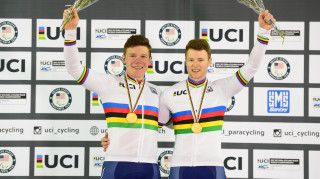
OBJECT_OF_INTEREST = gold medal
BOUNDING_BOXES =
[191,123,202,133]
[126,112,138,123]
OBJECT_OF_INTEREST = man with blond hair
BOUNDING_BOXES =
[64,8,161,179]
[157,10,274,178]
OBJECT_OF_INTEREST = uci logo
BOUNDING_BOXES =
[38,26,81,40]
[173,90,187,96]
[224,156,242,170]
[0,59,25,72]
[36,155,79,168]
[257,159,269,164]
[150,60,187,74]
[201,28,243,42]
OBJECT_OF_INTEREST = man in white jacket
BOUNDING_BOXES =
[64,8,161,179]
[158,10,274,179]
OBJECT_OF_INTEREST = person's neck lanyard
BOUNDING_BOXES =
[186,79,208,133]
[124,74,145,123]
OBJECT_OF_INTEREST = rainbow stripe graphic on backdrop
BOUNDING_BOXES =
[147,60,154,74]
[201,28,208,42]
[92,93,99,106]
[36,155,44,168]
[38,27,46,40]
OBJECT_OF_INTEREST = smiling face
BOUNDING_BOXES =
[186,49,212,82]
[185,39,212,82]
[122,45,152,80]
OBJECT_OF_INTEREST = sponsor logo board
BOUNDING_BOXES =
[0,120,107,141]
[309,88,320,117]
[0,147,29,176]
[36,52,86,80]
[253,149,303,178]
[200,21,249,49]
[254,21,304,50]
[35,85,85,113]
[146,21,194,49]
[0,85,31,113]
[36,19,86,48]
[0,52,32,80]
[254,87,303,116]
[91,20,140,48]
[254,55,304,83]
[34,147,84,176]
[0,19,31,47]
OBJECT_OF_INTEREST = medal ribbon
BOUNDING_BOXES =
[124,74,145,113]
[186,79,208,123]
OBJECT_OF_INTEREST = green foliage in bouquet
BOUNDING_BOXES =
[61,0,99,32]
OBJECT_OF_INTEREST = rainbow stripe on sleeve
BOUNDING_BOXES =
[257,35,269,45]
[103,102,159,131]
[236,70,248,86]
[64,40,76,46]
[171,106,226,135]
[77,67,89,85]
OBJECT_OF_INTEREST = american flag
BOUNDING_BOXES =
[2,26,11,33]
[56,93,65,99]
[0,155,9,162]
[164,155,172,162]
[274,62,284,69]
[111,60,120,67]
[166,28,175,35]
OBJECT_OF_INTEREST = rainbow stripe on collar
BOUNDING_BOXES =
[188,77,206,88]
[257,35,269,45]
[126,74,145,85]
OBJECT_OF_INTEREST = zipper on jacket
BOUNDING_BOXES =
[191,133,196,166]
[137,96,145,162]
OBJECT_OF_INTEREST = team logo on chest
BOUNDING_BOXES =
[149,87,158,95]
[206,86,214,93]
[173,90,187,96]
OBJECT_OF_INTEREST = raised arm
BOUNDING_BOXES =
[63,8,108,95]
[215,10,274,98]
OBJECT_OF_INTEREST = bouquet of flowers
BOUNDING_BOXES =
[61,0,99,32]
[237,0,286,43]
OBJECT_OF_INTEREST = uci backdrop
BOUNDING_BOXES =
[1,0,320,178]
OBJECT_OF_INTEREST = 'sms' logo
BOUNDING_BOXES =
[267,90,290,113]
